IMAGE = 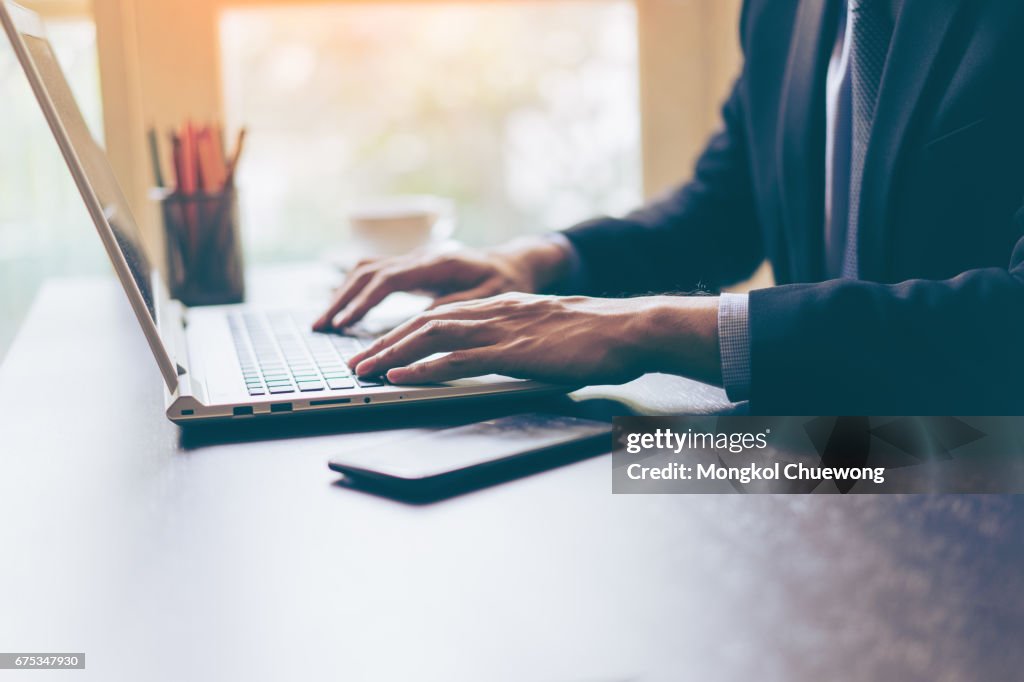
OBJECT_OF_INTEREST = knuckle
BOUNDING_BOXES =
[376,267,400,283]
[352,264,378,280]
[438,252,467,267]
[463,320,490,340]
[446,351,473,368]
[422,320,445,337]
[376,345,398,364]
[364,340,386,357]
[435,300,471,316]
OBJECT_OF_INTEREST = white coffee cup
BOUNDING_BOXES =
[348,195,455,257]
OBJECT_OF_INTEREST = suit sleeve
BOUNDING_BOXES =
[749,214,1024,414]
[561,74,764,297]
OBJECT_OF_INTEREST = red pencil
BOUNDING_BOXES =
[180,121,198,196]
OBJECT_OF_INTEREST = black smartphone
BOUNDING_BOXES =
[328,413,612,500]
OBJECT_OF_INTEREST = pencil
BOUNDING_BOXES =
[225,127,248,187]
[147,128,165,188]
[169,131,185,193]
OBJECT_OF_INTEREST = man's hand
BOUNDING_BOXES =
[314,237,573,331]
[346,293,723,387]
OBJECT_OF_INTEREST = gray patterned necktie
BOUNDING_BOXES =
[842,0,895,279]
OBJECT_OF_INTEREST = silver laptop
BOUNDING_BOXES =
[1,1,566,423]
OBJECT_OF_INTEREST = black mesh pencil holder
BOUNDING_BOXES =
[158,187,245,306]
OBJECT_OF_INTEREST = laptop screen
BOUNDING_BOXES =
[21,33,157,322]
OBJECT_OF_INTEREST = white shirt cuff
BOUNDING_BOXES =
[718,292,751,402]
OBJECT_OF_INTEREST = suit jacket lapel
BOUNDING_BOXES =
[857,0,963,281]
[777,0,838,282]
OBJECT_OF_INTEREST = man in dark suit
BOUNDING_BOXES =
[315,0,1024,415]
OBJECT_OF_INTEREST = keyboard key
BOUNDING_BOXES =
[231,313,379,394]
[358,377,388,388]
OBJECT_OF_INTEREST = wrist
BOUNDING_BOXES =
[490,235,573,293]
[634,296,723,386]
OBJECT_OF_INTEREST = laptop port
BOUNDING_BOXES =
[233,406,254,417]
[310,398,352,407]
[270,403,293,413]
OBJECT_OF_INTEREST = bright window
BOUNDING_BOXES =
[0,18,103,358]
[220,1,641,261]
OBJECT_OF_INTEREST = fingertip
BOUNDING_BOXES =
[386,368,411,384]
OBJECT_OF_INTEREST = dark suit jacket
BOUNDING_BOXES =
[563,0,1024,415]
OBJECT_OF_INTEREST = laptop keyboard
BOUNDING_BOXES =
[228,312,386,396]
